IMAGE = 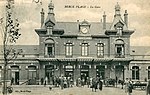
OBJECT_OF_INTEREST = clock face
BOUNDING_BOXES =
[81,27,88,34]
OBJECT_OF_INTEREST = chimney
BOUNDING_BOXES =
[114,3,121,17]
[124,10,128,27]
[103,12,106,30]
[40,8,45,28]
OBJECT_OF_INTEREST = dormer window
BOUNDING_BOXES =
[114,21,124,36]
[116,26,123,36]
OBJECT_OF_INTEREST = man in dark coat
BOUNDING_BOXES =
[91,78,98,92]
[99,79,103,91]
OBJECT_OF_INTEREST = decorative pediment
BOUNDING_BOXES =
[114,21,124,28]
[45,20,55,27]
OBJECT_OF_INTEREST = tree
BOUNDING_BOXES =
[0,0,21,95]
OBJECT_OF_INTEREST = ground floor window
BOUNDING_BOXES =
[132,66,139,80]
[148,66,150,79]
[65,65,74,79]
[0,70,1,82]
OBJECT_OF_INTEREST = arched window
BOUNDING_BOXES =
[44,38,55,57]
[132,66,139,80]
[115,39,125,58]
[148,66,150,79]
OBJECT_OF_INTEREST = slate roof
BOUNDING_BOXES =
[130,46,150,55]
[55,22,112,35]
[0,45,39,55]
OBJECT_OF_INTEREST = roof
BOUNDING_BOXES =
[0,45,39,55]
[130,46,150,55]
[56,22,111,35]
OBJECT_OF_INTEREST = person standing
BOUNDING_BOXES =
[146,80,150,95]
[41,78,44,85]
[125,78,133,95]
[44,76,48,87]
[60,76,64,90]
[11,77,14,85]
[99,79,103,91]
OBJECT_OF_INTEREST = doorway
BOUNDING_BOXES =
[11,66,20,85]
[80,65,89,84]
[45,65,54,85]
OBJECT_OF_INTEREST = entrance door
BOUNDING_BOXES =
[96,66,105,79]
[15,72,19,85]
[12,71,19,85]
[80,65,89,84]
[115,65,124,80]
[11,66,20,85]
[45,65,54,85]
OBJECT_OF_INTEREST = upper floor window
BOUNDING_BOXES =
[81,43,89,56]
[44,38,55,57]
[65,43,73,57]
[115,39,125,58]
[97,43,104,57]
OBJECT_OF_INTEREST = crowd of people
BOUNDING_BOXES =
[40,76,150,95]
[41,76,103,92]
[10,75,150,95]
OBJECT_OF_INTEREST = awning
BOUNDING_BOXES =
[57,58,76,62]
[0,60,39,64]
[130,61,150,64]
[113,58,133,61]
[37,58,57,61]
[94,58,112,62]
[77,57,94,61]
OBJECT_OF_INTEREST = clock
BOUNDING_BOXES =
[81,27,88,34]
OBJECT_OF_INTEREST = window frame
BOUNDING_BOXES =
[81,43,89,56]
[132,66,140,80]
[97,43,104,58]
[65,43,73,57]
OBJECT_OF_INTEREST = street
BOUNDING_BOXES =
[0,85,146,95]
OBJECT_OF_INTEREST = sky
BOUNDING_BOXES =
[0,0,150,46]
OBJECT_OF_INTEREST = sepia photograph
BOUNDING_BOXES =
[0,0,150,95]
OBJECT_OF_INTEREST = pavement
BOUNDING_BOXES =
[0,85,146,95]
